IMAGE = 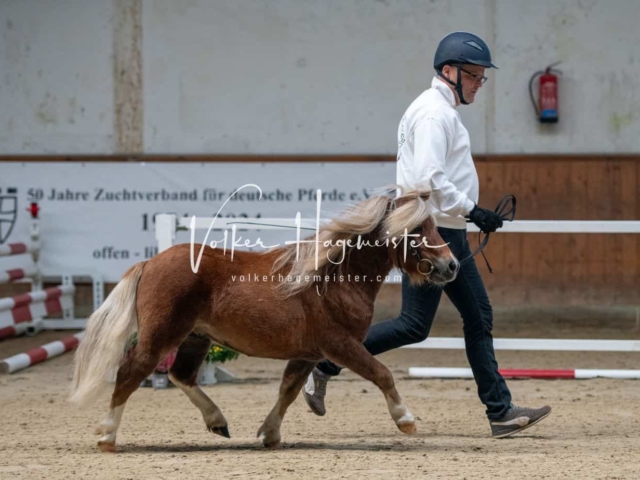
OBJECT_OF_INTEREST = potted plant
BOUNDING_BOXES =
[124,334,239,387]
[198,344,240,385]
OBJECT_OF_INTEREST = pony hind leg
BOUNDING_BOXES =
[96,344,167,452]
[320,335,416,435]
[96,318,196,452]
[257,359,316,448]
[168,334,230,439]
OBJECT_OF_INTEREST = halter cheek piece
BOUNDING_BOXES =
[397,232,434,279]
[388,199,434,279]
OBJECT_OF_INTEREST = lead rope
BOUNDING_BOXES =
[460,195,517,273]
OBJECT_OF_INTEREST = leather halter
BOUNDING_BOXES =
[388,198,435,279]
[388,194,516,277]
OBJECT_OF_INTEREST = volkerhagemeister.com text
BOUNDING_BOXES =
[230,273,404,284]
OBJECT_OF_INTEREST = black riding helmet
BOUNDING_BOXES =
[433,32,498,105]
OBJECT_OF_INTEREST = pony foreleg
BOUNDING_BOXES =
[321,337,416,434]
[257,360,316,448]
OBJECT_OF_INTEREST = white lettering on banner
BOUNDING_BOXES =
[2,162,396,282]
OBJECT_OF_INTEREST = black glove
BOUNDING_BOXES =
[466,204,503,233]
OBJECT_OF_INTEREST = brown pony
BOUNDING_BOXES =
[69,185,459,451]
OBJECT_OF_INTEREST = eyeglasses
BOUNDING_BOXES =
[458,66,488,84]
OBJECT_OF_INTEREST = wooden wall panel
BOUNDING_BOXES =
[474,157,639,306]
[568,160,590,301]
[628,162,640,295]
[518,162,539,303]
[606,161,624,303]
[586,162,607,302]
[501,162,525,304]
[553,162,572,299]
[534,161,559,303]
[439,156,639,306]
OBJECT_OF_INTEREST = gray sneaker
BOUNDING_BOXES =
[490,404,552,438]
[303,367,330,416]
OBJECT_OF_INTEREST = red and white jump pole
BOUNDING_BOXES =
[0,332,83,374]
[406,338,640,380]
[0,263,39,283]
[0,203,98,335]
[408,367,640,380]
[0,285,75,339]
[0,242,40,258]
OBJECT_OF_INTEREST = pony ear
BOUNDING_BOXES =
[416,183,432,202]
[392,195,413,209]
[395,188,431,206]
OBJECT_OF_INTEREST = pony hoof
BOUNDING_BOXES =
[260,436,281,449]
[264,440,281,449]
[397,422,417,435]
[97,440,116,453]
[208,425,231,439]
[257,428,281,449]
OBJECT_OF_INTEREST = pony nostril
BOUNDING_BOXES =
[448,260,458,273]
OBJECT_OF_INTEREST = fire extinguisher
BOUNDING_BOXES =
[529,62,562,123]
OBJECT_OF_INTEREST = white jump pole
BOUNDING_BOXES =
[408,367,640,380]
[155,214,177,253]
[401,337,640,352]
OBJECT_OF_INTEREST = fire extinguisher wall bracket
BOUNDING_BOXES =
[529,62,562,124]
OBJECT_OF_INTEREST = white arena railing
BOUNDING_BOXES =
[155,214,640,380]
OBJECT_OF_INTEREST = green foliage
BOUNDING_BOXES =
[125,333,239,364]
[205,345,240,364]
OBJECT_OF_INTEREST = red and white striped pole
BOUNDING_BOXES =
[0,263,39,284]
[0,332,83,374]
[408,367,640,380]
[0,285,75,339]
[0,242,39,258]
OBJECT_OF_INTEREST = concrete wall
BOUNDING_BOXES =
[1,0,639,155]
[0,1,114,153]
[493,0,640,153]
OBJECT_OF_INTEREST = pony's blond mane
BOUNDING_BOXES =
[271,184,432,296]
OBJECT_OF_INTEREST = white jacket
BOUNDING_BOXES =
[396,76,479,229]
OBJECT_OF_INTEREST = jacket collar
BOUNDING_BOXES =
[432,76,458,108]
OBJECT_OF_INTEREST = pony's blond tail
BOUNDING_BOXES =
[69,262,145,407]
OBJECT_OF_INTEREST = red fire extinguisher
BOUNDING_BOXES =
[529,62,562,123]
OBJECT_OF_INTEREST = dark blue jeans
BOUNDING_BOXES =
[316,227,512,421]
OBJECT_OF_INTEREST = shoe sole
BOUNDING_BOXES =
[302,391,326,416]
[492,410,552,439]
